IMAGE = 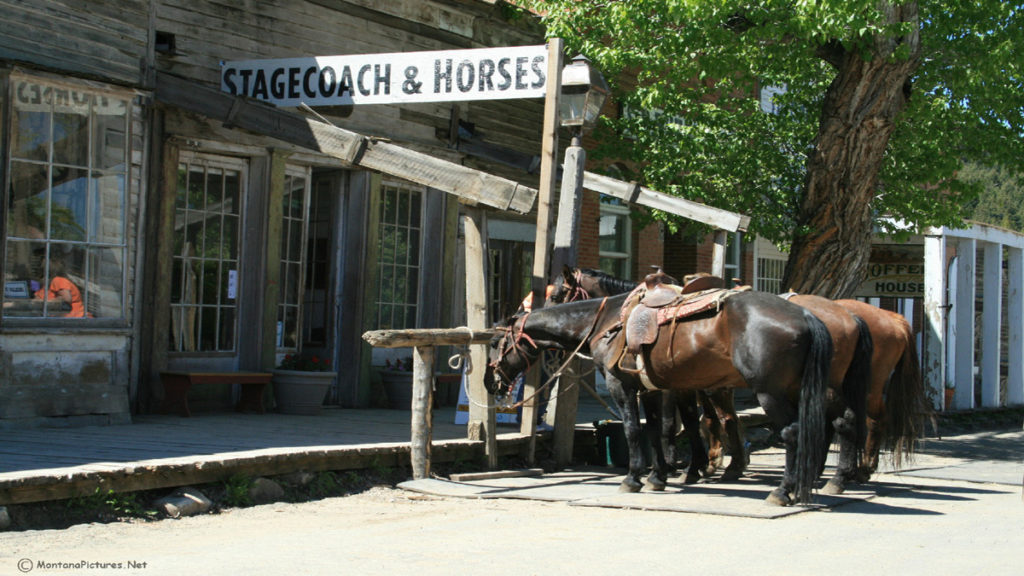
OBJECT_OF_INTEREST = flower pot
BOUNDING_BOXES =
[272,369,336,415]
[379,370,414,409]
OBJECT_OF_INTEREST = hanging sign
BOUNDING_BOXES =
[855,245,925,298]
[221,45,547,107]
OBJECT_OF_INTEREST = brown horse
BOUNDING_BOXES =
[555,267,874,494]
[835,299,931,477]
[550,267,744,484]
[486,282,834,505]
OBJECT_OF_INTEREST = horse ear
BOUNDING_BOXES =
[561,265,576,286]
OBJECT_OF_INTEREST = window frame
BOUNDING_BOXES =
[374,179,424,331]
[168,152,248,354]
[1,73,134,326]
[598,201,632,280]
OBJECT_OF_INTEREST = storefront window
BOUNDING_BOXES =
[3,77,129,320]
[599,202,631,280]
[277,170,310,350]
[169,155,244,352]
[375,180,422,330]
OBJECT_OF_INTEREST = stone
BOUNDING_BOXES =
[248,477,285,504]
[154,487,212,518]
[0,506,10,530]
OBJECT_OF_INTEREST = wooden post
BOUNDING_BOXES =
[1007,247,1023,407]
[521,39,564,459]
[410,345,434,479]
[954,238,976,409]
[462,207,497,468]
[923,234,948,411]
[548,135,585,467]
[711,229,728,279]
[981,242,1002,408]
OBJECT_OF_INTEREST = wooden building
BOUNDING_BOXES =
[0,1,676,427]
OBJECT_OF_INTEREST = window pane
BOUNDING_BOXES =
[49,166,88,241]
[91,173,125,243]
[12,106,50,161]
[93,101,127,170]
[53,106,90,167]
[7,161,48,240]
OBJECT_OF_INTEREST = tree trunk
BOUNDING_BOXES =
[783,3,921,298]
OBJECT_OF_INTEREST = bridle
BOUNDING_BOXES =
[550,269,591,305]
[487,296,609,401]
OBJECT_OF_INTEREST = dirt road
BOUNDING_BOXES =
[3,430,1022,576]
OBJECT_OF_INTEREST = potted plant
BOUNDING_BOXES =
[377,357,414,409]
[272,353,337,415]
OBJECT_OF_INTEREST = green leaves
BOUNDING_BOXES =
[526,0,1023,244]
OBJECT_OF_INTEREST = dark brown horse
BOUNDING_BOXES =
[554,267,874,494]
[486,284,833,505]
[550,267,743,484]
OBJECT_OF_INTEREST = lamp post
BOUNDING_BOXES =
[548,54,608,466]
[551,54,609,274]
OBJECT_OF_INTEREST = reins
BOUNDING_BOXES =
[492,296,609,411]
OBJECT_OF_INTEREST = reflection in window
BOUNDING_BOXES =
[375,181,422,330]
[170,156,243,352]
[3,77,128,319]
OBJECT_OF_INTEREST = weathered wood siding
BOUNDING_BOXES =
[154,0,547,184]
[0,0,150,86]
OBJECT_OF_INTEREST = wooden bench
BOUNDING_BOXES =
[160,371,272,417]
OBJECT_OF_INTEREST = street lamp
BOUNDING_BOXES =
[557,54,610,136]
[550,52,608,278]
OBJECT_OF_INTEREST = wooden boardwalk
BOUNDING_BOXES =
[0,398,620,506]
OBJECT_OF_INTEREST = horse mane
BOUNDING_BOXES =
[577,267,637,296]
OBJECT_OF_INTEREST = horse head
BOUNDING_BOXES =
[547,265,590,306]
[484,313,539,401]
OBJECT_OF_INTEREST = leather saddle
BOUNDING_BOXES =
[609,272,735,374]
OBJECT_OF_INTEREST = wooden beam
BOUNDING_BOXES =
[154,72,536,214]
[521,40,564,458]
[362,327,498,348]
[583,171,750,232]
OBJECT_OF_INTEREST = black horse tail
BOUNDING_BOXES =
[884,318,932,469]
[795,309,832,504]
[842,315,873,461]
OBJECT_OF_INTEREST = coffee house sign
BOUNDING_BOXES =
[855,245,925,298]
[222,45,547,107]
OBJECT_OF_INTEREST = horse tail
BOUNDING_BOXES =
[884,318,932,469]
[842,315,873,461]
[795,308,832,504]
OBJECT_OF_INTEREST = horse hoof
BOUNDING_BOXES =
[647,480,667,491]
[854,468,873,484]
[619,479,643,493]
[821,479,846,495]
[683,472,701,485]
[720,469,744,482]
[765,488,792,506]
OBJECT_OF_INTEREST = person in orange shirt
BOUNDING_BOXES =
[33,255,87,318]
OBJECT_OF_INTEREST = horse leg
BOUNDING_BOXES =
[766,422,799,506]
[699,392,725,476]
[757,392,799,506]
[707,389,748,481]
[858,415,885,482]
[823,408,859,495]
[606,376,645,493]
[640,391,672,491]
[675,390,708,484]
